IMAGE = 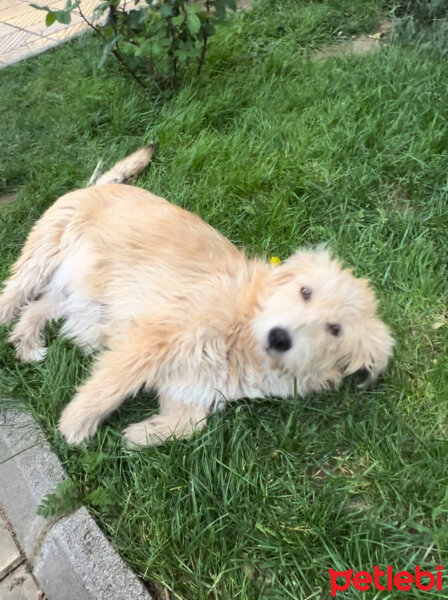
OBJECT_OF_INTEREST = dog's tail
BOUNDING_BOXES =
[89,143,157,187]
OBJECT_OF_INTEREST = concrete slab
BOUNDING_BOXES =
[35,506,151,600]
[0,520,22,580]
[0,409,153,600]
[0,564,40,600]
[0,409,66,561]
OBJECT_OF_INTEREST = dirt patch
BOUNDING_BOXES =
[0,193,16,205]
[314,20,391,60]
[387,187,413,213]
[236,0,253,8]
[376,182,413,213]
[145,581,180,600]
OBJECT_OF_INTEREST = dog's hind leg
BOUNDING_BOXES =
[8,295,57,362]
[0,210,68,326]
[122,399,208,447]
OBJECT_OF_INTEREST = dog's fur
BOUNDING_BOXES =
[0,148,394,446]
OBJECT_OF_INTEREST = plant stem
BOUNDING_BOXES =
[78,5,147,90]
[197,33,208,74]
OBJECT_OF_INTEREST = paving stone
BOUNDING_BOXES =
[0,565,40,600]
[0,0,120,68]
[0,409,153,600]
[0,409,66,561]
[34,506,151,600]
[0,521,22,580]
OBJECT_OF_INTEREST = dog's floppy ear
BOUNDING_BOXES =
[343,317,395,387]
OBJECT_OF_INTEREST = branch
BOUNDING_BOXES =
[78,5,147,90]
[78,5,104,37]
[197,33,208,74]
[112,44,147,89]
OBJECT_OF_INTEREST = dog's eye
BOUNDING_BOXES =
[326,323,342,337]
[300,287,312,301]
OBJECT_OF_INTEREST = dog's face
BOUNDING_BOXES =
[253,250,394,394]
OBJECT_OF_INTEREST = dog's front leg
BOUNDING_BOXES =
[123,396,208,447]
[58,330,157,445]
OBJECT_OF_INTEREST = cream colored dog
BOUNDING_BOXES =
[0,147,394,446]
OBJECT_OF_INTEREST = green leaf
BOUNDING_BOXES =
[180,39,193,51]
[65,0,80,9]
[213,0,235,19]
[94,2,112,17]
[30,3,51,11]
[125,8,143,30]
[53,9,71,24]
[203,23,215,36]
[102,24,115,37]
[135,39,163,57]
[45,11,56,26]
[186,13,201,35]
[37,480,82,518]
[98,35,120,68]
[84,488,113,508]
[147,40,163,55]
[172,14,184,27]
[175,50,188,62]
[159,3,173,17]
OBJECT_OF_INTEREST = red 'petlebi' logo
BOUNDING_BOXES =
[328,565,443,596]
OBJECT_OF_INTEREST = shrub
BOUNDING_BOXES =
[32,0,236,88]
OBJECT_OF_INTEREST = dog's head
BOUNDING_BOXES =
[253,250,394,394]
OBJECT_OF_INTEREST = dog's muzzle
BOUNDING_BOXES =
[267,327,292,352]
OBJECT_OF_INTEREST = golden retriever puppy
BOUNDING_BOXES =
[0,148,394,446]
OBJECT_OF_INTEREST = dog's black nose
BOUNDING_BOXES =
[267,327,292,352]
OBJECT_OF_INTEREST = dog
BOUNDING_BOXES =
[0,147,394,446]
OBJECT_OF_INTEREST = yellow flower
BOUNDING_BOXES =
[270,256,281,266]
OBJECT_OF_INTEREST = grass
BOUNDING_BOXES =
[1,0,448,598]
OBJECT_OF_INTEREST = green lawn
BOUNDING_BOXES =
[1,1,448,598]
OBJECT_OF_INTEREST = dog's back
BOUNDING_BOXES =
[0,155,261,356]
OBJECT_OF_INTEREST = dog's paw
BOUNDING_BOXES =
[8,329,47,363]
[15,344,47,363]
[58,407,99,445]
[122,417,168,448]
